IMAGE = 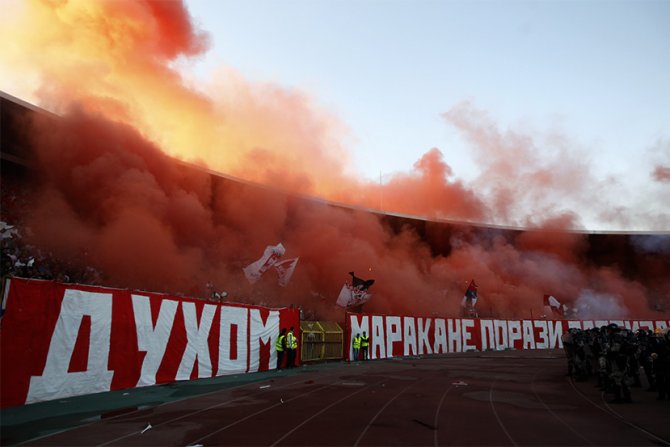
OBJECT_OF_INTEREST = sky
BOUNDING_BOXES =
[186,0,670,184]
[1,0,669,231]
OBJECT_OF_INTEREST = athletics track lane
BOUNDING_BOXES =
[5,350,669,446]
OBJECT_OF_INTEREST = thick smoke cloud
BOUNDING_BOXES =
[654,166,670,182]
[15,106,669,321]
[3,0,668,231]
[573,290,629,320]
[2,0,669,321]
[650,139,670,184]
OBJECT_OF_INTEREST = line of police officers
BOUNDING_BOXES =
[561,324,670,403]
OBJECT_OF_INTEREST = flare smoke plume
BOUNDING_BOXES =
[1,0,668,320]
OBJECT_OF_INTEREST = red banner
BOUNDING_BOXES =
[0,278,299,408]
[346,313,670,361]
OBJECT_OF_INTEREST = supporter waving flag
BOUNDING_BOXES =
[461,280,478,308]
[243,243,286,284]
[274,257,299,287]
[336,272,375,308]
[543,294,564,317]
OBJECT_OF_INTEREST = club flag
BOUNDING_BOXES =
[336,272,375,308]
[274,257,299,287]
[543,294,564,316]
[461,280,478,307]
[336,283,372,308]
[348,271,375,290]
[243,243,286,284]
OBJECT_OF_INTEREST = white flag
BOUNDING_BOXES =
[335,283,372,308]
[243,243,286,284]
[543,294,563,316]
[0,221,17,240]
[274,257,299,287]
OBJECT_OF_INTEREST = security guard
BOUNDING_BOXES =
[276,328,287,370]
[360,331,369,360]
[286,326,298,368]
[352,333,361,361]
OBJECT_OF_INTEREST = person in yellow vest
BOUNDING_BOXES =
[360,331,369,360]
[276,328,287,370]
[352,333,361,361]
[286,326,298,368]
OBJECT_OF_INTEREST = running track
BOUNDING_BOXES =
[3,350,669,446]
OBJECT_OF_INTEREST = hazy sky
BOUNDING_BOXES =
[186,0,670,185]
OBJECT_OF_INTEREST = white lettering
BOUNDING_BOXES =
[594,320,609,329]
[447,319,461,353]
[462,319,476,351]
[434,319,447,354]
[507,321,521,349]
[522,321,536,349]
[417,318,433,355]
[567,321,582,330]
[534,320,549,349]
[386,316,402,358]
[176,302,217,380]
[132,295,178,387]
[494,320,508,350]
[371,316,385,359]
[581,320,594,330]
[249,309,279,372]
[403,317,418,356]
[27,290,114,404]
[547,321,563,349]
[639,321,653,331]
[218,306,248,375]
[480,320,495,351]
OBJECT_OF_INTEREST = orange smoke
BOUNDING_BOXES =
[0,0,519,225]
[4,0,665,231]
[0,0,355,203]
[2,0,668,321]
[653,166,670,182]
[14,108,668,321]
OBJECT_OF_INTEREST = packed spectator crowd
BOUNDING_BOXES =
[1,220,105,285]
[562,324,670,403]
[1,175,105,286]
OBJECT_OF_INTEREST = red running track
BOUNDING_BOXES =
[6,350,670,446]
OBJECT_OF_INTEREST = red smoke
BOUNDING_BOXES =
[653,166,670,182]
[360,148,488,221]
[4,0,669,321]
[18,107,668,322]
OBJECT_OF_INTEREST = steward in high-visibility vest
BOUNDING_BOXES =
[352,334,361,361]
[286,327,298,368]
[360,331,369,360]
[276,328,287,370]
